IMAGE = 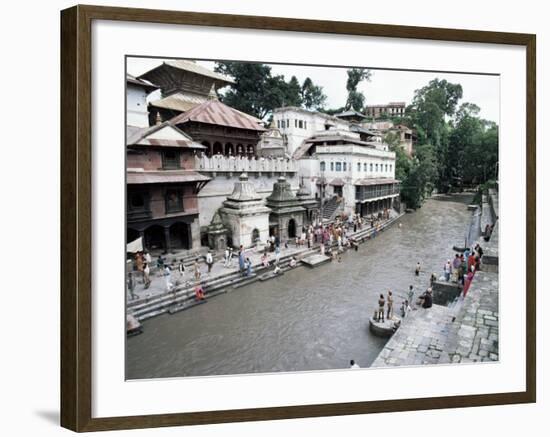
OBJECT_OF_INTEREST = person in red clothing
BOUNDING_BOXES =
[467,252,476,272]
[463,267,475,297]
[194,283,205,300]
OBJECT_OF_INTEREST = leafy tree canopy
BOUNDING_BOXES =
[344,68,371,112]
[214,62,327,119]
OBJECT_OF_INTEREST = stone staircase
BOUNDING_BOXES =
[128,248,317,321]
[321,196,342,221]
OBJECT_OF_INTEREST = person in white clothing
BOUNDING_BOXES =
[349,359,360,369]
[205,251,213,274]
[164,265,173,292]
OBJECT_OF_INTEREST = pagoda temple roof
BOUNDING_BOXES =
[139,60,234,85]
[170,99,266,132]
[126,122,206,149]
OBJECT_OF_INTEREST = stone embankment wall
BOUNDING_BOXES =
[372,190,499,367]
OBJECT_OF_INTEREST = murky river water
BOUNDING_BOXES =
[126,194,474,379]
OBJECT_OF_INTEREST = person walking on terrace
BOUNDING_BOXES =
[245,257,253,277]
[164,265,173,292]
[205,250,213,274]
[238,246,245,273]
[193,258,201,281]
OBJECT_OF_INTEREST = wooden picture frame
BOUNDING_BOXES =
[60,4,536,432]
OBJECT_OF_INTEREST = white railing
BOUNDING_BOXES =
[195,154,298,173]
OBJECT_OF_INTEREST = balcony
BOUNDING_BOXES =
[355,184,400,202]
[127,208,152,222]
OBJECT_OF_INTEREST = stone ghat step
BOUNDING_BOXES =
[128,249,306,310]
[130,254,307,321]
[130,215,404,321]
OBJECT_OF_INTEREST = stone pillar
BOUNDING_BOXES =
[163,226,172,254]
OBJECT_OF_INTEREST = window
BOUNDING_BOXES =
[286,119,290,128]
[295,119,298,128]
[304,120,307,129]
[375,163,379,172]
[320,161,326,171]
[343,162,347,171]
[277,120,280,128]
[128,192,147,211]
[162,150,180,169]
[165,188,183,213]
[330,162,334,171]
[364,163,367,172]
[299,120,303,128]
[357,162,361,172]
[370,163,373,172]
[390,164,393,172]
[335,162,342,172]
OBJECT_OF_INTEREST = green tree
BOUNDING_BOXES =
[301,77,327,110]
[399,143,438,209]
[407,79,463,192]
[450,103,498,185]
[345,68,371,111]
[214,62,327,119]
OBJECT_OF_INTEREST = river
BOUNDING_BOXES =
[126,193,474,379]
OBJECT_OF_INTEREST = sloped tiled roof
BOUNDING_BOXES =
[170,100,266,132]
[126,122,206,149]
[127,170,211,185]
[149,92,208,113]
[126,74,158,93]
[139,60,234,85]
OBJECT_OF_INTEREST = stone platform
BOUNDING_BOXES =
[301,253,331,268]
[369,316,401,338]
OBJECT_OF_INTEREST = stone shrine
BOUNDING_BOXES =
[265,176,306,241]
[220,173,271,248]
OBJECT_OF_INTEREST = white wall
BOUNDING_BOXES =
[1,1,547,437]
[126,83,150,127]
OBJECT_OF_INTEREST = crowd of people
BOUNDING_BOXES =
[373,243,485,325]
[127,208,396,302]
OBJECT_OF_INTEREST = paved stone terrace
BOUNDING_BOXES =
[444,271,499,363]
[371,269,499,367]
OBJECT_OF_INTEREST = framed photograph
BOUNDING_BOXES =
[60,4,536,432]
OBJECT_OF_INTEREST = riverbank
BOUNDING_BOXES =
[126,194,474,379]
[128,210,405,322]
[371,190,499,367]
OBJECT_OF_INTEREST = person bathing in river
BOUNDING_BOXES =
[415,262,421,276]
[407,285,415,307]
[377,294,385,322]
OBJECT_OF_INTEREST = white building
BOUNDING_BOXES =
[274,107,399,219]
[126,74,158,128]
[272,107,349,156]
